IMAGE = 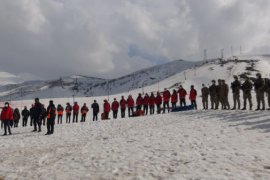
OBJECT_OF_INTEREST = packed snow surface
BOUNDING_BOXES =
[1,110,270,179]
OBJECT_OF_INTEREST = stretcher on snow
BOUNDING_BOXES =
[132,110,145,117]
[101,113,110,120]
[171,105,195,112]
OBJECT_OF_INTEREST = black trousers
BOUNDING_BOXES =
[156,104,161,114]
[180,98,186,107]
[136,105,142,111]
[58,115,63,124]
[66,113,71,123]
[143,105,148,115]
[163,102,170,113]
[172,102,177,109]
[191,100,197,110]
[30,117,34,126]
[81,114,86,122]
[149,105,155,115]
[121,109,126,118]
[47,118,55,134]
[93,113,98,121]
[14,120,19,128]
[113,110,118,119]
[1,120,3,129]
[3,121,11,135]
[23,118,28,127]
[42,118,46,126]
[128,107,134,117]
[33,118,42,131]
[73,113,78,123]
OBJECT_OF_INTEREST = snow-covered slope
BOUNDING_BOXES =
[0,60,198,101]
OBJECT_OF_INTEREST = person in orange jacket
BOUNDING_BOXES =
[111,98,120,119]
[103,100,110,119]
[73,102,80,123]
[1,102,13,136]
[65,103,72,123]
[189,85,197,110]
[57,104,64,124]
[171,89,178,109]
[80,103,89,122]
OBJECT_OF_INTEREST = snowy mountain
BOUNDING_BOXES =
[0,60,199,101]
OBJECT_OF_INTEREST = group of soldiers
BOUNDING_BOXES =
[201,73,270,111]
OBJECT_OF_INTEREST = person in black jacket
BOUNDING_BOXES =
[91,100,99,121]
[29,104,34,126]
[41,104,47,126]
[22,106,30,127]
[209,80,218,109]
[13,108,20,128]
[231,75,241,110]
[254,73,265,110]
[46,100,56,135]
[241,76,253,110]
[32,98,43,132]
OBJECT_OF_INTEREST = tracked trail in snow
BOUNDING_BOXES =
[0,110,270,179]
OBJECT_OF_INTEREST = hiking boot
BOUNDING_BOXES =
[241,107,246,110]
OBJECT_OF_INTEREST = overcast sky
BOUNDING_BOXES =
[0,0,270,79]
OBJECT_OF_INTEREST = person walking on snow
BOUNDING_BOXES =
[57,104,64,124]
[80,103,89,122]
[120,96,127,118]
[30,104,34,126]
[22,106,30,127]
[1,102,13,136]
[46,100,56,135]
[189,85,197,110]
[111,98,119,119]
[91,100,100,121]
[32,98,43,132]
[41,104,47,126]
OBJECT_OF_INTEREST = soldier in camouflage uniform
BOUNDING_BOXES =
[254,73,265,110]
[222,80,230,110]
[209,80,218,109]
[241,76,253,110]
[201,84,209,110]
[231,75,241,110]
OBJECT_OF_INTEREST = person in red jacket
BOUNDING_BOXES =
[103,100,110,119]
[65,102,72,123]
[136,93,143,111]
[111,98,120,119]
[1,102,13,136]
[171,89,178,109]
[120,96,127,118]
[163,88,171,113]
[149,92,155,115]
[178,85,187,107]
[155,92,162,114]
[80,103,89,122]
[72,102,80,123]
[127,95,134,117]
[189,85,197,110]
[143,93,149,115]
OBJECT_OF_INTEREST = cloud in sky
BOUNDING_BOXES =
[0,0,269,79]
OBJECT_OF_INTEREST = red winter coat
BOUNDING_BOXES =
[120,99,127,109]
[155,95,162,105]
[136,96,143,106]
[178,88,187,98]
[0,106,13,121]
[127,97,134,108]
[81,106,89,115]
[111,101,120,111]
[73,104,80,114]
[143,96,149,105]
[189,89,197,101]
[104,102,111,113]
[171,92,178,103]
[148,96,155,106]
[163,90,171,103]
